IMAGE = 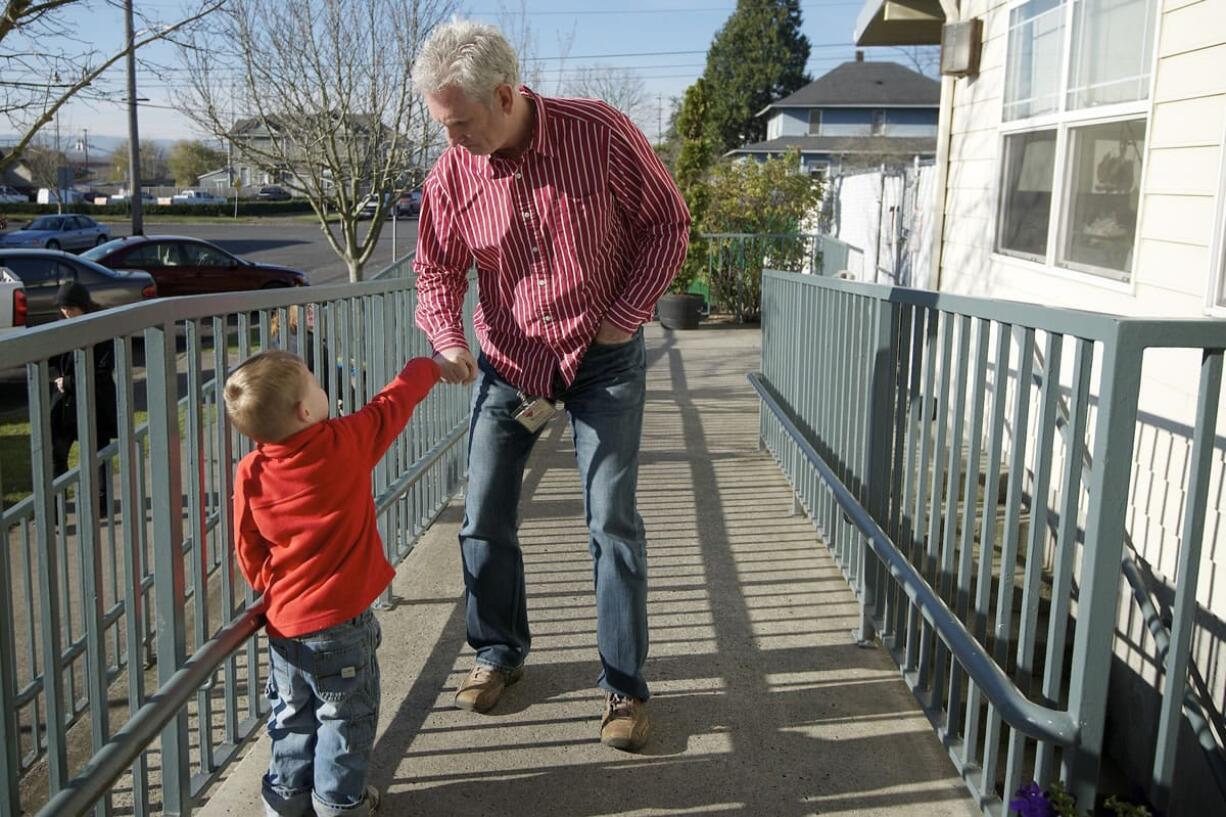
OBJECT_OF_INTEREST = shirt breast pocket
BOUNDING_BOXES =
[553,191,611,268]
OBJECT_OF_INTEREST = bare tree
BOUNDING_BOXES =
[889,46,941,77]
[497,0,574,95]
[565,64,649,124]
[175,0,452,281]
[22,141,69,210]
[0,0,223,175]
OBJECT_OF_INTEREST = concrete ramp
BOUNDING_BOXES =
[198,322,977,817]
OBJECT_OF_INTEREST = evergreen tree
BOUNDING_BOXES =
[701,0,810,155]
[671,79,716,292]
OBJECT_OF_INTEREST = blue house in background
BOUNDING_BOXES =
[727,52,940,176]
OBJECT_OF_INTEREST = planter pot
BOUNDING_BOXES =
[657,293,704,330]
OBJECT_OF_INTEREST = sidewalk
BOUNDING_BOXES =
[198,321,978,817]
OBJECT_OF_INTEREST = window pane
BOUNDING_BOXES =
[808,109,821,135]
[1068,0,1157,110]
[1003,0,1065,121]
[1059,119,1145,277]
[181,242,232,266]
[998,130,1057,259]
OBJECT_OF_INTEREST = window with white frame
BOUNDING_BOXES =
[808,109,822,136]
[871,109,886,136]
[996,0,1158,280]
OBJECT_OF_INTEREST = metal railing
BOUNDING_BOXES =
[0,256,476,816]
[700,233,864,322]
[753,270,1226,816]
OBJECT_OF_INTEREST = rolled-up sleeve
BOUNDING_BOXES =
[413,178,472,352]
[604,113,691,333]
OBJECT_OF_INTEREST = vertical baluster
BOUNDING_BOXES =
[1151,349,1223,809]
[918,313,954,698]
[1035,338,1092,785]
[28,360,68,791]
[981,326,1035,802]
[934,314,972,739]
[73,342,112,817]
[144,322,190,814]
[114,336,149,817]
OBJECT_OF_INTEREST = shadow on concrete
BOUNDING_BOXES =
[365,323,974,817]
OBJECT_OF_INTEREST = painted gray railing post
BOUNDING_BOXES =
[1151,349,1224,809]
[73,344,112,817]
[1063,331,1142,811]
[115,336,150,817]
[28,360,68,791]
[0,453,19,817]
[858,298,896,644]
[143,323,191,816]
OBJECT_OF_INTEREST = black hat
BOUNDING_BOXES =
[54,282,94,311]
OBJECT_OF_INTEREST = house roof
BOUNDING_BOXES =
[726,135,937,157]
[758,60,940,115]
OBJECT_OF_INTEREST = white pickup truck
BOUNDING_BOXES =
[0,267,28,336]
[170,188,227,206]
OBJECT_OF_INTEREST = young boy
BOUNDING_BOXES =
[224,350,440,817]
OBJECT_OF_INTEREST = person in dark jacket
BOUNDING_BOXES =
[49,283,118,496]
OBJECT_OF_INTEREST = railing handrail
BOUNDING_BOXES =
[764,269,1226,349]
[0,275,414,367]
[747,372,1079,747]
[32,604,266,817]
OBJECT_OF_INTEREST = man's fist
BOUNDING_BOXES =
[433,346,478,385]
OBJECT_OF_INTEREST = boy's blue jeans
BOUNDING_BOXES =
[461,330,651,701]
[262,610,381,817]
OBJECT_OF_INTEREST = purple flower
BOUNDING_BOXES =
[1010,782,1056,817]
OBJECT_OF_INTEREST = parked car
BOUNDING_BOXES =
[0,185,28,204]
[0,250,156,326]
[0,214,111,251]
[109,190,156,205]
[83,235,309,297]
[170,188,227,206]
[395,189,422,218]
[0,267,28,336]
[256,185,292,201]
[358,192,390,220]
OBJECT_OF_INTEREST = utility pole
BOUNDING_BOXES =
[82,128,89,188]
[657,94,663,144]
[125,0,144,235]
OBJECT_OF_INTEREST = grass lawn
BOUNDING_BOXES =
[0,405,226,509]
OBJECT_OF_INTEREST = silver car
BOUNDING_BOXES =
[0,214,112,251]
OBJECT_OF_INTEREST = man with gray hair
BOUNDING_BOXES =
[412,19,690,752]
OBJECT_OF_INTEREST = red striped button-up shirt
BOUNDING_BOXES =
[413,87,690,398]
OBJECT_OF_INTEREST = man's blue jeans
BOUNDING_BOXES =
[262,611,381,817]
[462,330,651,701]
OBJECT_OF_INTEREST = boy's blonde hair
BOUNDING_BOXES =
[224,351,309,443]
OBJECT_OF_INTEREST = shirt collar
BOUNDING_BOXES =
[519,86,552,158]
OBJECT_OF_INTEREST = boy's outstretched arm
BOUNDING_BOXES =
[335,357,442,466]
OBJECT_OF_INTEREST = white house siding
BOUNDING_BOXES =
[936,0,1226,810]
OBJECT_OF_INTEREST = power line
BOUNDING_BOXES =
[471,1,863,13]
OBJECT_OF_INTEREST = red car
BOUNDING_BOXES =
[83,235,308,297]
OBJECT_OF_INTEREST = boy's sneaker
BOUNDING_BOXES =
[600,693,650,752]
[454,663,524,713]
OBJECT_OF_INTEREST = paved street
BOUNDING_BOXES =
[110,216,420,286]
